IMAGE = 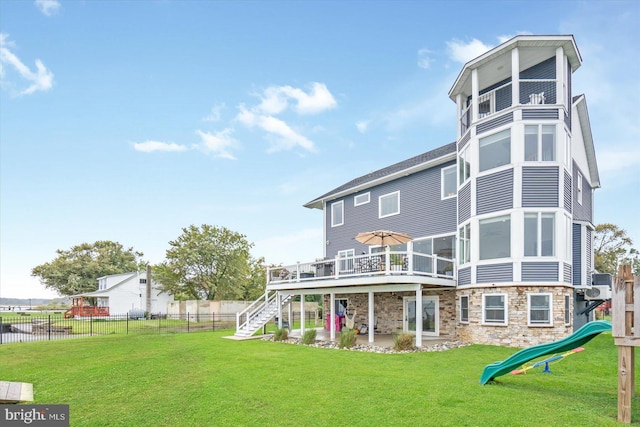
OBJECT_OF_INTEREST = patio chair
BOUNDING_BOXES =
[344,310,357,330]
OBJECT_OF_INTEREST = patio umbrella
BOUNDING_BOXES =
[355,230,412,246]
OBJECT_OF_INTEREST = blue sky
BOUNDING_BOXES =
[1,1,638,299]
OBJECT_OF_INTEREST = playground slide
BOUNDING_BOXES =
[480,320,612,385]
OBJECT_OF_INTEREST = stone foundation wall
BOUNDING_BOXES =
[455,285,573,347]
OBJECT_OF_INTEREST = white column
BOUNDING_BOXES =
[368,291,375,344]
[330,292,336,341]
[471,68,479,123]
[511,47,520,106]
[287,299,293,331]
[300,295,305,335]
[277,293,282,329]
[416,289,423,347]
[556,47,565,107]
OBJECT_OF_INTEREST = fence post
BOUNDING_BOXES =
[212,313,215,332]
[90,315,93,336]
[48,315,51,341]
[187,312,190,333]
[126,314,129,335]
[1,316,3,345]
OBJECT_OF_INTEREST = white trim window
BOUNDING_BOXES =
[479,214,511,260]
[442,165,457,199]
[524,212,555,257]
[479,129,510,173]
[524,124,556,162]
[459,223,471,264]
[337,249,355,273]
[354,192,370,206]
[460,295,469,323]
[564,295,571,325]
[379,191,400,218]
[528,293,553,326]
[482,294,507,325]
[459,145,471,184]
[577,172,583,205]
[331,201,344,227]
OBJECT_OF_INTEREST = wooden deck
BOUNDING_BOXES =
[0,381,33,403]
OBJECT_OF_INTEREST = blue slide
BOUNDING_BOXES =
[480,320,612,384]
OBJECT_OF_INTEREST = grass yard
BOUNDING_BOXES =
[1,330,638,426]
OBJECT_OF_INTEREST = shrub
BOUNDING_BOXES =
[393,333,414,351]
[338,329,357,349]
[273,328,288,341]
[302,329,317,345]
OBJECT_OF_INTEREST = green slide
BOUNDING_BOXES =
[480,320,612,385]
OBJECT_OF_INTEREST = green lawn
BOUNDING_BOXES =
[1,331,638,426]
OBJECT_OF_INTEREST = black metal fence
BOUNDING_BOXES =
[0,313,236,345]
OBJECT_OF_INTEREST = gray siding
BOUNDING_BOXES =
[477,263,513,284]
[476,169,513,215]
[563,262,572,283]
[522,262,559,282]
[476,111,513,135]
[519,57,557,104]
[522,166,559,207]
[572,223,582,286]
[325,161,457,258]
[572,162,593,222]
[522,109,560,120]
[458,267,471,286]
[586,228,592,286]
[458,182,471,223]
[458,131,471,150]
[564,170,572,213]
[520,57,556,80]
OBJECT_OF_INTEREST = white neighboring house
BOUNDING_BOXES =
[76,271,174,315]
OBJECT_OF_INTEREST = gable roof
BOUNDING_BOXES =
[573,94,600,188]
[304,142,456,209]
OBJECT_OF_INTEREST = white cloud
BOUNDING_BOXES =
[256,82,337,115]
[194,129,237,160]
[355,120,370,134]
[35,0,61,16]
[237,106,316,153]
[202,103,225,122]
[446,38,494,64]
[417,48,433,69]
[597,150,640,174]
[0,33,54,96]
[133,140,188,153]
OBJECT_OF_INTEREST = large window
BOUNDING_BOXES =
[460,295,469,323]
[479,129,510,172]
[479,215,511,260]
[459,146,471,184]
[525,125,556,161]
[379,191,400,218]
[483,294,507,325]
[524,212,555,257]
[442,165,457,199]
[331,201,344,227]
[528,293,552,326]
[412,235,455,275]
[459,223,471,264]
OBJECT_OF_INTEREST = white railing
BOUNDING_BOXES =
[266,249,456,285]
[235,290,275,332]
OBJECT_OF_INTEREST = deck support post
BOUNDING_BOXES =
[330,292,336,341]
[368,291,374,343]
[416,288,423,347]
[277,292,282,329]
[300,295,305,335]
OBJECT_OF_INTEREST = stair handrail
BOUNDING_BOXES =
[236,290,276,332]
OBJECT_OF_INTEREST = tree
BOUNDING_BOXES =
[594,223,637,276]
[31,241,144,296]
[237,256,267,301]
[154,225,254,300]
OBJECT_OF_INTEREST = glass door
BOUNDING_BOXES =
[404,296,439,336]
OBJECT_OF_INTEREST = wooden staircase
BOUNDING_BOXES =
[235,291,291,337]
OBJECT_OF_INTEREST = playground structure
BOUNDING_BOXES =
[63,297,110,319]
[510,347,585,375]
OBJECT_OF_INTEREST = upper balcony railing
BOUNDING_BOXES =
[266,249,455,286]
[459,78,558,136]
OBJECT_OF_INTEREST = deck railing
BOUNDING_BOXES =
[266,249,455,285]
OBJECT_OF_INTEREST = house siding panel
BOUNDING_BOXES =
[325,161,457,258]
[458,267,471,286]
[522,262,559,282]
[477,263,513,283]
[522,166,559,207]
[572,162,593,222]
[458,182,471,223]
[520,57,557,104]
[522,109,560,120]
[586,228,593,286]
[476,112,514,135]
[476,169,513,215]
[563,262,572,283]
[458,131,471,150]
[564,170,572,213]
[572,223,582,286]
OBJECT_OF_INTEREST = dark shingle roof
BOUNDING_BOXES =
[305,142,456,207]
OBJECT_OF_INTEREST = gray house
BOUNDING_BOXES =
[236,34,600,348]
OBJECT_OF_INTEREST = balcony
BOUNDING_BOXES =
[459,78,558,136]
[266,249,456,290]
